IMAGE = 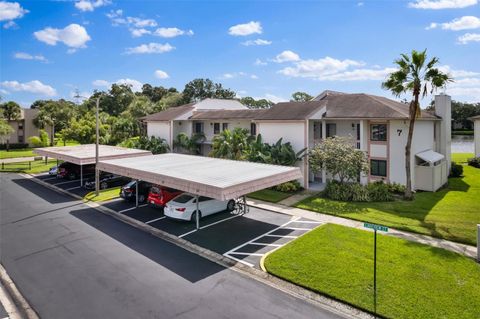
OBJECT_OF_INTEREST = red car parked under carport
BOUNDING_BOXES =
[147,186,182,208]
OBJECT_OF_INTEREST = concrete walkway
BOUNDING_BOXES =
[247,198,477,259]
[277,190,315,206]
[0,157,38,164]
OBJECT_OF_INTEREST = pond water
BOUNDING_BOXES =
[451,134,474,153]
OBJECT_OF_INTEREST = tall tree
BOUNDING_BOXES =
[0,118,14,145]
[291,92,313,102]
[0,101,21,150]
[382,49,451,199]
[240,97,273,109]
[182,78,236,103]
[34,99,76,146]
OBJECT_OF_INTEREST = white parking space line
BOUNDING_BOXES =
[226,252,264,257]
[178,214,243,238]
[42,176,57,181]
[52,180,81,186]
[65,186,82,191]
[264,234,298,239]
[104,197,124,204]
[290,220,323,224]
[118,203,148,214]
[145,216,166,224]
[248,242,282,247]
[223,254,255,268]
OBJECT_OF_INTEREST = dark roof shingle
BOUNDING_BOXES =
[190,109,266,120]
[141,103,195,121]
[255,101,326,120]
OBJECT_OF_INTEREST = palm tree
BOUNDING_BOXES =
[173,132,205,155]
[0,101,21,151]
[210,128,252,160]
[382,49,452,199]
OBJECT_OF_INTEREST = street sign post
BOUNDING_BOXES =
[363,223,388,315]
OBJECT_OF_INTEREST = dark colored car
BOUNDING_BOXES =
[57,162,95,180]
[147,186,183,208]
[120,180,152,203]
[84,173,131,190]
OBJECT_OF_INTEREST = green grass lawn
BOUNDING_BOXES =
[0,148,36,159]
[247,189,292,203]
[296,158,480,245]
[452,152,476,164]
[0,159,57,174]
[84,187,121,202]
[264,224,480,319]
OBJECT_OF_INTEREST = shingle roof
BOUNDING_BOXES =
[141,103,195,121]
[255,92,438,120]
[190,109,266,120]
[255,101,327,120]
[469,115,480,120]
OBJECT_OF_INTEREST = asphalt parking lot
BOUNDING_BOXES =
[32,172,322,269]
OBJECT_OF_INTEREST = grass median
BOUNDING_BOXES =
[264,224,480,319]
[84,187,121,202]
[0,159,57,174]
[247,189,292,203]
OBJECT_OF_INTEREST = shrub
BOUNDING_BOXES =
[350,182,370,202]
[273,180,302,193]
[0,143,29,150]
[386,182,406,195]
[467,157,480,169]
[323,180,353,201]
[28,129,50,147]
[449,162,464,177]
[367,181,394,202]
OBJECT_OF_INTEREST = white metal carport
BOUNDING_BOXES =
[96,153,302,229]
[33,144,152,186]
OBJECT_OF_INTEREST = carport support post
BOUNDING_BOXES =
[195,195,199,230]
[135,179,139,208]
[80,164,83,186]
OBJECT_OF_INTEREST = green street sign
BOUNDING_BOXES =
[364,223,388,232]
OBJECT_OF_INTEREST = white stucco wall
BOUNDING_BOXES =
[389,120,435,187]
[147,121,172,147]
[258,121,307,187]
[475,119,480,157]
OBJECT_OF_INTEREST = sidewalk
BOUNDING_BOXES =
[0,157,38,164]
[247,198,477,259]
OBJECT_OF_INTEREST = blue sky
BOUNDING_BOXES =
[1,0,480,107]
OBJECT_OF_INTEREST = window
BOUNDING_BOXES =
[194,122,204,134]
[326,123,336,138]
[18,136,24,143]
[370,159,387,177]
[222,123,229,131]
[370,124,387,141]
[356,123,360,141]
[250,123,257,136]
[18,122,24,130]
[213,123,220,134]
[313,122,322,140]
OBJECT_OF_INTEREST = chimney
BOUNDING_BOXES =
[434,94,451,170]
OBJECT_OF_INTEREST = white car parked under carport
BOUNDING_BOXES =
[164,194,236,221]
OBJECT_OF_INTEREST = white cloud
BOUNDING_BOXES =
[250,74,258,79]
[130,28,151,37]
[153,27,194,38]
[219,72,259,80]
[127,16,157,28]
[228,21,262,36]
[124,42,175,54]
[457,32,480,43]
[154,70,169,79]
[34,24,91,50]
[408,0,477,9]
[438,65,480,77]
[273,50,300,63]
[428,16,480,30]
[0,80,56,96]
[254,58,267,66]
[254,94,287,103]
[357,2,365,6]
[241,38,272,46]
[74,0,110,12]
[92,79,110,87]
[106,10,157,28]
[14,52,47,62]
[116,78,142,92]
[0,1,28,21]
[277,56,397,81]
[3,20,16,29]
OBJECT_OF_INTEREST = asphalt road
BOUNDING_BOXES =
[0,174,344,319]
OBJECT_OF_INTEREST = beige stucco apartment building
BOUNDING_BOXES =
[5,108,50,146]
[143,92,452,191]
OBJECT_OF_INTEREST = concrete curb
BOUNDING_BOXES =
[23,173,373,319]
[0,264,39,319]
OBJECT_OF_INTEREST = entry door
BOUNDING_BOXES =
[313,122,322,140]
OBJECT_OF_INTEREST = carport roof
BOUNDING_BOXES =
[33,144,152,165]
[97,153,302,200]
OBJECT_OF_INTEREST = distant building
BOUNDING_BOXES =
[470,115,480,157]
[5,108,50,146]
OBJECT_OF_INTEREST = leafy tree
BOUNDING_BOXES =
[0,118,14,144]
[240,97,273,109]
[182,78,236,103]
[33,99,76,146]
[173,132,205,154]
[382,49,451,199]
[60,112,110,145]
[291,92,313,102]
[210,128,253,160]
[266,138,307,166]
[110,116,140,145]
[0,101,21,150]
[124,95,155,118]
[30,100,49,109]
[138,136,170,154]
[28,129,50,147]
[89,84,135,116]
[451,101,480,130]
[141,84,177,103]
[154,92,185,110]
[309,136,369,184]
